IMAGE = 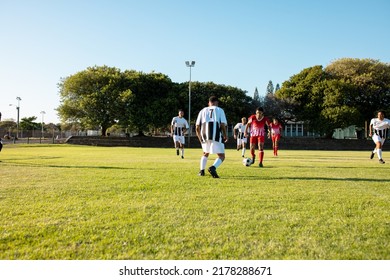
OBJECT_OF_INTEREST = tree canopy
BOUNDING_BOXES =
[276,58,390,137]
[57,66,254,135]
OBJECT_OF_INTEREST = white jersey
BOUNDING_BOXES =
[171,117,189,136]
[370,118,390,138]
[196,105,227,143]
[234,123,247,139]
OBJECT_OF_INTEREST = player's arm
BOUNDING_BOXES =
[244,119,251,137]
[233,127,238,139]
[369,123,373,137]
[171,118,176,135]
[196,124,202,143]
[221,123,228,143]
[182,122,188,135]
[171,124,174,135]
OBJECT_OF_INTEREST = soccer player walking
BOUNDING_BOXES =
[196,96,228,178]
[268,118,283,156]
[171,109,189,159]
[369,110,390,164]
[245,107,271,167]
[233,117,248,157]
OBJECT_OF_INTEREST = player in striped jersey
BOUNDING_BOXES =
[171,109,189,159]
[245,107,271,167]
[195,96,228,178]
[369,110,390,164]
[234,117,248,157]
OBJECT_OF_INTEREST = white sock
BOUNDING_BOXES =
[213,158,223,168]
[181,148,184,156]
[242,148,246,157]
[200,156,208,170]
[377,149,382,159]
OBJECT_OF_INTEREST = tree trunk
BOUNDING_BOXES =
[101,127,107,136]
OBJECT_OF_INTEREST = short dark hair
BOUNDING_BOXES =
[256,107,264,113]
[377,109,385,115]
[209,96,219,103]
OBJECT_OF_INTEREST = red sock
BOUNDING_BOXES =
[259,150,264,163]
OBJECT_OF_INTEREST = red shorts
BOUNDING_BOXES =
[250,136,265,145]
[272,134,281,142]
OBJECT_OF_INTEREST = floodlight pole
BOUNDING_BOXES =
[185,60,195,147]
[9,97,22,139]
[16,97,21,139]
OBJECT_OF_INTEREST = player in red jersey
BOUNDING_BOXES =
[244,107,271,167]
[268,118,283,156]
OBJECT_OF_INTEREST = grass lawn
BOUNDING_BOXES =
[0,144,389,260]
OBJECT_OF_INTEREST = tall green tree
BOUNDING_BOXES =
[276,65,332,136]
[252,87,261,108]
[276,58,390,137]
[120,71,174,135]
[266,80,274,95]
[20,116,40,131]
[57,66,130,136]
[325,58,390,122]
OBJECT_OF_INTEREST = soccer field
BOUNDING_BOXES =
[0,145,389,260]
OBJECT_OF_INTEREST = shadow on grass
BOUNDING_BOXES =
[1,161,135,170]
[238,175,390,182]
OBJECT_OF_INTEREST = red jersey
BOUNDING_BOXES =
[269,123,282,135]
[248,115,270,137]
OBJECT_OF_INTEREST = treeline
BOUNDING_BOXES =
[56,58,390,137]
[57,66,256,136]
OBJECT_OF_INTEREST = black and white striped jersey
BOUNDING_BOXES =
[171,117,189,136]
[370,118,390,138]
[196,105,227,143]
[234,122,247,139]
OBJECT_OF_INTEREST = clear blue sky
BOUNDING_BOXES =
[1,0,389,124]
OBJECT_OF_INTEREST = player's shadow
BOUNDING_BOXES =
[242,175,390,182]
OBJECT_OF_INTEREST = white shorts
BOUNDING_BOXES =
[201,140,225,154]
[173,135,185,145]
[372,134,386,146]
[237,137,247,146]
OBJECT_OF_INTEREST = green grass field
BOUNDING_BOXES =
[0,144,389,260]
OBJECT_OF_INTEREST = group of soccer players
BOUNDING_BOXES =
[171,96,390,178]
[170,96,282,178]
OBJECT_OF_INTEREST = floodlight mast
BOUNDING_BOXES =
[185,61,195,146]
[9,97,22,139]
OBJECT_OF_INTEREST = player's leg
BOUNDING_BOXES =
[207,142,225,178]
[241,139,246,157]
[274,135,280,156]
[179,137,185,159]
[371,135,379,159]
[173,136,180,156]
[259,140,265,167]
[250,137,256,164]
[271,135,276,156]
[199,151,209,176]
[377,138,385,163]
